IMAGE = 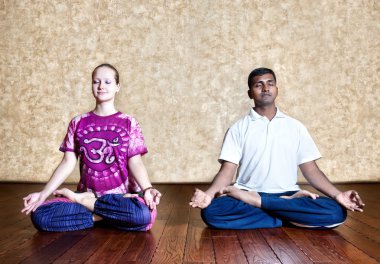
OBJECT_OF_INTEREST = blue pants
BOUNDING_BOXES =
[201,191,347,229]
[31,194,155,232]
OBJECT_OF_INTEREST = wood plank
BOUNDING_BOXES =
[344,216,380,243]
[150,235,187,264]
[0,218,36,247]
[0,183,379,264]
[348,212,379,230]
[20,232,87,264]
[184,219,215,263]
[300,228,378,264]
[283,228,351,263]
[0,231,64,264]
[335,224,380,261]
[213,236,248,264]
[150,185,192,263]
[260,228,313,263]
[116,219,166,263]
[237,230,281,264]
[83,232,135,263]
[52,228,117,264]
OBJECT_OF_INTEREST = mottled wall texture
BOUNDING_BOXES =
[1,0,379,183]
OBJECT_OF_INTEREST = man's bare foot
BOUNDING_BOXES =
[280,190,319,200]
[54,188,95,203]
[219,186,262,208]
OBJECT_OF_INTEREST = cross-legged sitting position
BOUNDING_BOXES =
[190,67,364,230]
[22,63,161,232]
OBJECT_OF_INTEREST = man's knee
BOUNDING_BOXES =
[321,197,347,225]
[292,197,347,229]
[200,205,215,226]
[200,196,247,229]
[199,196,232,228]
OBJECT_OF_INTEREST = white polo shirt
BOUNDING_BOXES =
[219,108,321,193]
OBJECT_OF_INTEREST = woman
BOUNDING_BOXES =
[22,63,160,231]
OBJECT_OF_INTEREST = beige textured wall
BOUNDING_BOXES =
[1,0,379,183]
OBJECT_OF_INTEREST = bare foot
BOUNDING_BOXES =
[54,188,95,203]
[123,193,139,198]
[280,190,319,200]
[93,214,103,222]
[219,186,262,208]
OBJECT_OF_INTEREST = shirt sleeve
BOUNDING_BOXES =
[218,126,242,165]
[127,117,148,158]
[59,116,80,153]
[297,123,322,165]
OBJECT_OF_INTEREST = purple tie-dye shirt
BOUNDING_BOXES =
[60,111,148,196]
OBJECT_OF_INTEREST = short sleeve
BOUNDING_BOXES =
[127,117,148,158]
[59,116,80,153]
[218,127,242,165]
[297,124,321,165]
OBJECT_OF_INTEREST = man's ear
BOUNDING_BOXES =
[247,89,252,99]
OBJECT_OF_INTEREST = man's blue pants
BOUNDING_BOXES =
[201,191,347,229]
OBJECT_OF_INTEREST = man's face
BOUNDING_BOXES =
[248,73,278,107]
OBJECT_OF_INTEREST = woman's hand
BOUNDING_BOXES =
[21,192,48,215]
[144,188,161,210]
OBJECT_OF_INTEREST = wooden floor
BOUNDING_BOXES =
[0,183,379,264]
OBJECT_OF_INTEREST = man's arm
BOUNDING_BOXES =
[299,160,341,198]
[300,160,364,212]
[190,161,237,208]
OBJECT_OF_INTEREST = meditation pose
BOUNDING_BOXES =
[22,64,160,231]
[190,67,364,229]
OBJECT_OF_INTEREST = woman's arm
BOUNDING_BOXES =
[127,154,161,209]
[21,151,77,214]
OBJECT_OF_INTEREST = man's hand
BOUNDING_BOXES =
[334,190,365,212]
[189,188,212,209]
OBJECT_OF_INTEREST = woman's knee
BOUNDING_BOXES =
[31,201,93,232]
[95,195,153,230]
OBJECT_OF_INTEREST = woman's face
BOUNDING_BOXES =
[92,66,120,104]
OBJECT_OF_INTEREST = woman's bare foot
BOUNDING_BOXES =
[219,186,262,208]
[54,188,95,203]
[280,190,319,200]
[123,193,139,198]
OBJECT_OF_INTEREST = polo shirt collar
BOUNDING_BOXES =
[249,107,286,121]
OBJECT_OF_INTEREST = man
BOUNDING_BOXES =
[190,67,364,229]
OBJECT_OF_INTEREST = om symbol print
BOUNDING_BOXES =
[79,130,123,171]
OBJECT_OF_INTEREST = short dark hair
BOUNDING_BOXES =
[92,63,120,84]
[248,68,276,89]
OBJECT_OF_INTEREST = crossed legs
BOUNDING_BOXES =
[31,188,155,232]
[202,188,346,229]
